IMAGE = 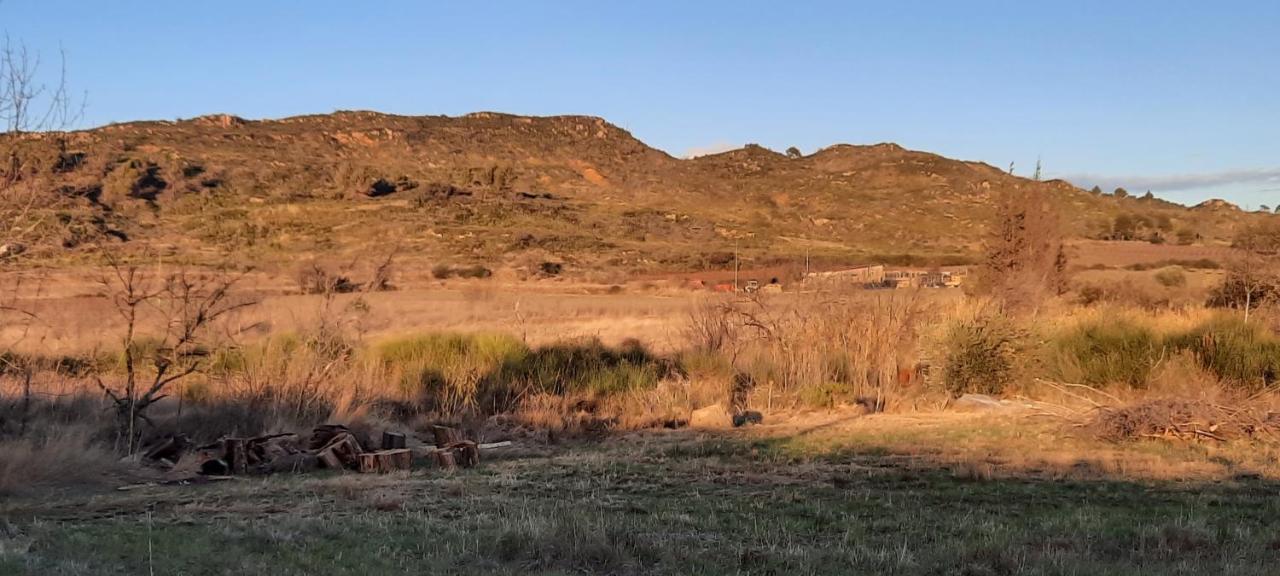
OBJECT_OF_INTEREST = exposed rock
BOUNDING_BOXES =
[690,403,733,429]
[0,243,26,258]
[952,394,1006,411]
[951,394,1035,412]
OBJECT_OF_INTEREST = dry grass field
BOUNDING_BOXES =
[4,410,1280,575]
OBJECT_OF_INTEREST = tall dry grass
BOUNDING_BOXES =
[683,290,935,410]
[0,427,118,495]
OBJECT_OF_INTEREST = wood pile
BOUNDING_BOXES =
[1093,398,1280,443]
[139,424,504,480]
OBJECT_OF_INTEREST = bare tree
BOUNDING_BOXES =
[94,259,254,453]
[0,31,84,253]
[976,189,1067,312]
[1210,221,1280,322]
[0,35,82,135]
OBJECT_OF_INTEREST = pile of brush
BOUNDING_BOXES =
[1093,398,1280,443]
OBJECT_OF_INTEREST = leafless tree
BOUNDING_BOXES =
[0,31,84,252]
[0,31,83,136]
[975,188,1068,313]
[94,259,254,453]
[1211,221,1280,322]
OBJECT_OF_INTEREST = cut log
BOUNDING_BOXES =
[310,424,351,450]
[381,431,407,450]
[250,433,301,465]
[431,448,457,471]
[317,448,344,470]
[431,440,479,471]
[432,425,463,447]
[143,434,190,463]
[359,449,412,473]
[223,438,249,475]
[454,441,479,468]
[315,432,363,470]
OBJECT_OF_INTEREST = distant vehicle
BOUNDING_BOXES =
[744,279,760,293]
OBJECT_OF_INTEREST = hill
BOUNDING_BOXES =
[0,111,1266,278]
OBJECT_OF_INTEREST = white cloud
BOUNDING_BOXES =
[1058,167,1280,192]
[683,141,739,159]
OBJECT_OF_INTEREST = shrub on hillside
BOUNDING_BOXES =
[1074,280,1168,310]
[1206,272,1278,310]
[1153,267,1187,288]
[942,315,1023,396]
[296,263,359,294]
[432,264,493,279]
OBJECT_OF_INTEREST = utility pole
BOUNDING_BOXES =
[733,239,740,292]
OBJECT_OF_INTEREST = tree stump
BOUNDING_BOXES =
[359,449,412,473]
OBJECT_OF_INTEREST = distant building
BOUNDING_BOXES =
[803,265,885,286]
[884,268,967,289]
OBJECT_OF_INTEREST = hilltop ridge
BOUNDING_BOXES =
[0,111,1265,275]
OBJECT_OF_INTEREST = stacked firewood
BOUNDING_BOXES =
[140,424,497,478]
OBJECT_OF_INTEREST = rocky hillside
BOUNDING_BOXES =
[0,111,1263,277]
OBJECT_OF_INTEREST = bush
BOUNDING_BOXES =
[1206,272,1278,310]
[1153,267,1187,288]
[296,263,359,294]
[1074,280,1168,310]
[456,265,493,279]
[1048,318,1164,389]
[1171,317,1280,391]
[492,339,670,399]
[942,316,1022,396]
[1125,259,1219,271]
[432,264,493,279]
[373,334,672,415]
[376,333,528,414]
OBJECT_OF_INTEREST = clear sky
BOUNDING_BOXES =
[4,0,1278,207]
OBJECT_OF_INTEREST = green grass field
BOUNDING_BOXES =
[4,422,1279,576]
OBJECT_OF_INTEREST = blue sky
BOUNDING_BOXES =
[4,1,1278,207]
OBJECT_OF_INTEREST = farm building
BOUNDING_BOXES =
[884,268,967,289]
[803,265,885,286]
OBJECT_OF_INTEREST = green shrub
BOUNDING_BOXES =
[1171,317,1280,391]
[492,339,668,398]
[1047,318,1164,389]
[942,316,1022,396]
[376,333,528,412]
[374,334,670,414]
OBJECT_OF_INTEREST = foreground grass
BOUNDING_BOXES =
[3,416,1280,575]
